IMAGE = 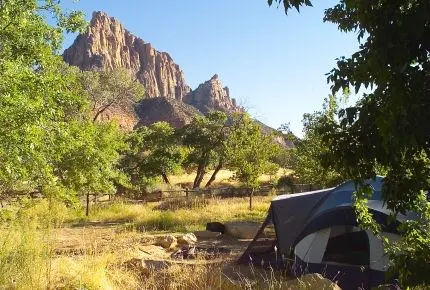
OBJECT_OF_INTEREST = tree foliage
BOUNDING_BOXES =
[80,68,145,122]
[227,114,280,189]
[180,111,229,188]
[122,122,184,189]
[270,0,430,286]
[0,1,124,202]
[293,96,345,188]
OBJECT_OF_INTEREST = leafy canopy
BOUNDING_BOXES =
[269,0,430,286]
[79,68,145,122]
[122,122,184,188]
[0,1,124,201]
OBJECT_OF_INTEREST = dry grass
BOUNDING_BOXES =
[79,196,271,232]
[0,196,298,289]
[168,168,291,188]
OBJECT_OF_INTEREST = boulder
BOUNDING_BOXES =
[177,233,197,246]
[156,235,177,249]
[224,221,261,239]
[123,258,148,275]
[290,273,341,290]
[206,222,226,234]
[194,230,222,239]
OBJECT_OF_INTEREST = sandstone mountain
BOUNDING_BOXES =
[63,11,244,129]
[62,11,291,147]
[63,11,190,101]
[184,74,241,114]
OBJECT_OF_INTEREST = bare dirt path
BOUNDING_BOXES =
[53,222,250,263]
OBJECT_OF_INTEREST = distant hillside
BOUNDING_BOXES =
[135,97,201,129]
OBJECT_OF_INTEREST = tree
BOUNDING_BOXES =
[227,114,280,189]
[0,0,86,194]
[53,121,126,214]
[227,114,280,209]
[0,1,126,212]
[122,122,184,189]
[293,96,345,188]
[180,112,229,189]
[80,68,145,122]
[270,0,430,286]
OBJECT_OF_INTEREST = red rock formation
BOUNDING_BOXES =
[184,74,243,114]
[63,11,190,100]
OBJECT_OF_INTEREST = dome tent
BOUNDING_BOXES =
[238,177,414,290]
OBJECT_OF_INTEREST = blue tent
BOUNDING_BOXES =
[238,177,413,289]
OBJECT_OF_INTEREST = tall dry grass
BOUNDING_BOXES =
[77,196,271,232]
[0,196,288,289]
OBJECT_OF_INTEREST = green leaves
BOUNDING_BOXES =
[226,113,280,189]
[271,0,430,286]
[0,1,125,201]
[267,0,313,13]
[79,68,145,122]
[122,122,184,189]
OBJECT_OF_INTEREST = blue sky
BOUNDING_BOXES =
[60,0,360,137]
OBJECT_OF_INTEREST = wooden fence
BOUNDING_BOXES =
[0,184,315,215]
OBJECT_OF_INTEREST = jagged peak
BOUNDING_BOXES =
[91,11,115,22]
[210,74,219,81]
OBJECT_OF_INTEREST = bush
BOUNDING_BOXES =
[277,175,294,189]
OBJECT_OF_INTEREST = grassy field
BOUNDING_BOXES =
[168,168,292,188]
[0,196,280,289]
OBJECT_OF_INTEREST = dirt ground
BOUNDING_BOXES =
[54,221,251,262]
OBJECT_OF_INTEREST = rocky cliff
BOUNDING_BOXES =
[184,74,242,114]
[63,11,190,100]
[63,11,247,129]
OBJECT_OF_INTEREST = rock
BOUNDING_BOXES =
[206,222,226,234]
[177,233,197,246]
[224,221,261,239]
[156,235,177,249]
[290,273,341,290]
[123,258,148,275]
[138,244,169,259]
[184,74,243,114]
[62,11,245,131]
[194,230,221,239]
[63,11,191,101]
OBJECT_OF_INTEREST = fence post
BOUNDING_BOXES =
[249,188,254,211]
[86,193,90,216]
[185,188,189,198]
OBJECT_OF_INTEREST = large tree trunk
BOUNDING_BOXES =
[195,169,206,188]
[161,173,170,184]
[205,161,223,188]
[193,161,206,189]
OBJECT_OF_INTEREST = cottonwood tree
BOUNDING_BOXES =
[0,1,125,212]
[227,114,280,208]
[180,112,229,189]
[269,0,430,286]
[80,68,145,122]
[122,122,184,189]
[0,0,86,194]
[293,96,345,188]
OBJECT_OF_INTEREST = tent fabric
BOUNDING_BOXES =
[271,188,332,255]
[237,176,412,289]
[294,228,330,264]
